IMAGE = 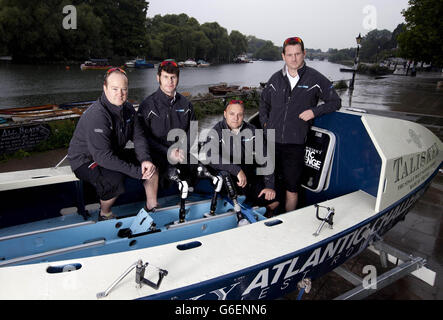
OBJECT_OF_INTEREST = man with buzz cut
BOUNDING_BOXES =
[259,36,341,213]
[68,68,156,221]
[137,60,196,212]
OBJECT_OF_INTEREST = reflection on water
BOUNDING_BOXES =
[0,60,348,108]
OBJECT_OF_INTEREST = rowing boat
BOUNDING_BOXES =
[0,109,441,300]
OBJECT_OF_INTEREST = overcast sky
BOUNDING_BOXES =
[147,0,410,51]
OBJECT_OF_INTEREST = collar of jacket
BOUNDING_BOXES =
[99,92,127,119]
[281,62,307,79]
[156,87,177,106]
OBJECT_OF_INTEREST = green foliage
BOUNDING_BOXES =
[146,14,243,63]
[247,36,281,61]
[33,119,77,152]
[254,41,281,61]
[0,0,150,62]
[192,91,260,120]
[328,48,356,64]
[333,80,348,90]
[0,149,31,162]
[357,64,391,76]
[397,0,443,66]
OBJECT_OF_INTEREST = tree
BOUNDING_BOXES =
[201,22,233,63]
[229,30,248,57]
[254,41,281,61]
[359,29,393,62]
[397,0,443,66]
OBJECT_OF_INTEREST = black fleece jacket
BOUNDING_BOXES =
[204,119,275,190]
[137,88,196,157]
[68,93,151,179]
[259,63,341,145]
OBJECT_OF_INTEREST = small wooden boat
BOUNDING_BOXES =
[0,101,94,127]
[10,108,85,122]
[208,83,240,95]
[80,59,114,71]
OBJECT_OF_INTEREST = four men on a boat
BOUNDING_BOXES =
[68,36,341,221]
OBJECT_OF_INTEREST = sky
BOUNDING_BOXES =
[147,0,410,51]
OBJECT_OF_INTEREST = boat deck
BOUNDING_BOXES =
[0,190,376,299]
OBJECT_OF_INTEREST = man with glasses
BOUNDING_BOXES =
[259,36,341,213]
[137,60,196,212]
[68,68,156,221]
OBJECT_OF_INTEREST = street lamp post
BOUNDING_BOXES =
[349,33,362,90]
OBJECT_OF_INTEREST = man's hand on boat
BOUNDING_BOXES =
[141,161,156,180]
[258,188,276,201]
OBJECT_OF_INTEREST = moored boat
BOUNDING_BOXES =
[208,83,240,95]
[80,59,114,71]
[125,59,136,68]
[197,60,210,67]
[184,59,197,67]
[135,59,154,69]
[0,101,93,124]
[0,110,441,300]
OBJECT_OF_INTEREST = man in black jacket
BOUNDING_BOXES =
[68,68,156,220]
[137,60,196,211]
[205,100,279,215]
[259,36,341,212]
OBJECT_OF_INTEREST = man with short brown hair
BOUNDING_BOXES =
[137,60,196,211]
[260,36,341,212]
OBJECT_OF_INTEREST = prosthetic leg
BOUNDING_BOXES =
[197,164,223,216]
[168,167,191,223]
[219,171,250,226]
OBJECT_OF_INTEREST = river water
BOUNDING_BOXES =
[1,60,442,130]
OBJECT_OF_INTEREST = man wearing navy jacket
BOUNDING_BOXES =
[68,68,156,221]
[259,36,341,212]
[137,60,196,212]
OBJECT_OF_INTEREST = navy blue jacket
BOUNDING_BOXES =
[137,88,196,158]
[205,119,275,190]
[259,63,341,144]
[68,93,151,179]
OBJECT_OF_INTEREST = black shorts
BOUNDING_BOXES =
[73,150,139,201]
[275,143,305,193]
[74,163,126,201]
